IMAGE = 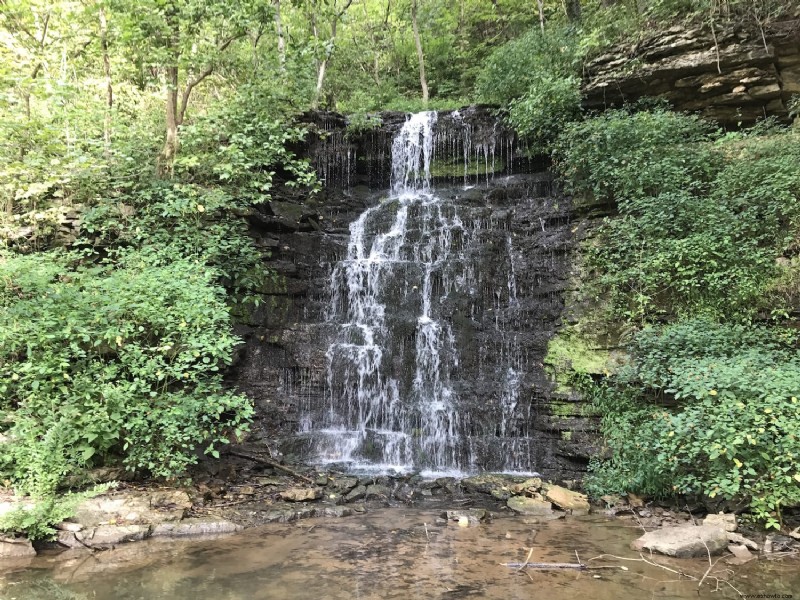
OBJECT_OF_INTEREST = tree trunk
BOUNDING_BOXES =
[411,0,428,105]
[159,2,180,177]
[314,58,328,106]
[274,0,286,68]
[99,6,113,156]
[537,0,545,32]
[160,64,179,176]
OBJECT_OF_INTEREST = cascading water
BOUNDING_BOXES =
[299,111,542,475]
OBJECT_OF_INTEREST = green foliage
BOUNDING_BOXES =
[555,108,800,321]
[587,320,800,528]
[476,26,582,150]
[476,27,580,105]
[176,85,318,202]
[507,74,581,150]
[0,250,254,483]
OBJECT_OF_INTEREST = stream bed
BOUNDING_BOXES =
[1,507,797,600]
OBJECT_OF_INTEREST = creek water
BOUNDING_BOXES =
[2,507,797,599]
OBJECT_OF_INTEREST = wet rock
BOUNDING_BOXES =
[727,532,758,551]
[726,544,755,565]
[0,535,36,558]
[151,518,241,538]
[442,508,490,526]
[261,503,317,523]
[314,474,329,486]
[280,487,322,502]
[462,474,512,496]
[435,477,456,488]
[511,478,542,495]
[328,476,359,493]
[507,496,553,516]
[703,512,737,532]
[764,534,795,553]
[76,524,151,548]
[434,478,460,495]
[394,483,416,502]
[315,505,353,518]
[365,484,391,500]
[490,488,512,501]
[544,485,590,515]
[345,485,367,502]
[631,525,729,558]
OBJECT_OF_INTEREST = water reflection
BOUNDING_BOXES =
[1,509,797,600]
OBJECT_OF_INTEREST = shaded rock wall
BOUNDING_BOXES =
[229,109,596,481]
[583,20,800,124]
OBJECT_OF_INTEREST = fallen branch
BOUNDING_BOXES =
[503,562,587,570]
[228,450,314,484]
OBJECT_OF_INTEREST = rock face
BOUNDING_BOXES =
[230,108,596,479]
[631,524,730,558]
[583,21,800,125]
[0,536,36,558]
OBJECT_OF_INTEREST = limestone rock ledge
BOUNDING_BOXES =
[582,20,800,125]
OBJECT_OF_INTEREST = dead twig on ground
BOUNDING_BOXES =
[228,450,314,484]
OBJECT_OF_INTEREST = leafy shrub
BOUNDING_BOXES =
[555,109,800,320]
[507,74,582,150]
[0,250,254,486]
[476,26,582,151]
[587,320,800,528]
[83,182,273,305]
[175,85,318,203]
[476,27,580,105]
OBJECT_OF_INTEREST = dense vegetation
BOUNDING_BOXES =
[556,110,800,527]
[1,0,798,537]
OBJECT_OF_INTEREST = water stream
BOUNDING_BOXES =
[299,112,539,475]
[4,509,797,599]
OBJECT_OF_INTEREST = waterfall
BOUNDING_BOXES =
[299,111,538,475]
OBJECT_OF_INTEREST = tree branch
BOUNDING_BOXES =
[176,33,245,124]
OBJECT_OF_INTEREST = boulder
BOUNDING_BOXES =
[511,478,543,495]
[0,535,36,558]
[703,513,737,532]
[544,485,590,515]
[631,524,729,558]
[344,485,367,502]
[364,484,391,500]
[280,487,322,502]
[71,490,189,527]
[507,496,553,516]
[727,532,758,551]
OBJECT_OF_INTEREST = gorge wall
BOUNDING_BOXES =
[582,19,800,125]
